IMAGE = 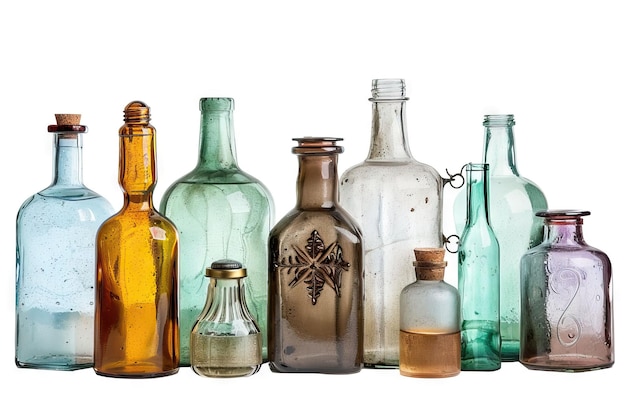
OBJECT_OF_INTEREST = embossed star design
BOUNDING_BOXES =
[276,230,350,305]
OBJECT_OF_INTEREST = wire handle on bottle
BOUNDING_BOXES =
[441,164,466,253]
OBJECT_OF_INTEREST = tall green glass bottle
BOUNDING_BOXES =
[457,163,501,371]
[454,115,547,361]
[160,98,274,365]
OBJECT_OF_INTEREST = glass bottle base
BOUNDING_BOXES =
[94,364,179,378]
[192,365,261,378]
[16,356,93,371]
[521,356,613,372]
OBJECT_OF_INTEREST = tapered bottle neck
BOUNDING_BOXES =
[197,98,239,171]
[465,163,491,227]
[50,131,84,187]
[483,114,519,176]
[367,79,413,161]
[203,260,251,322]
[119,101,157,209]
[538,210,589,246]
[293,138,342,210]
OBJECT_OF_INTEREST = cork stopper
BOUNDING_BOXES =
[55,114,81,125]
[413,248,446,281]
[48,113,86,135]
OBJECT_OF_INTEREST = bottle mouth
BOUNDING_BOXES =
[483,114,515,126]
[200,97,234,112]
[536,210,590,219]
[292,137,344,155]
[124,101,151,123]
[206,259,247,279]
[48,125,87,133]
[370,78,408,101]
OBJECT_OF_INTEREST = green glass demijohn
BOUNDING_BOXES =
[160,98,275,365]
[453,115,547,361]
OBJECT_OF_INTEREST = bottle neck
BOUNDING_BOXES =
[465,163,491,227]
[204,277,248,321]
[118,125,157,209]
[367,99,413,161]
[197,98,238,171]
[296,153,339,209]
[483,115,518,176]
[51,132,84,187]
[543,217,586,246]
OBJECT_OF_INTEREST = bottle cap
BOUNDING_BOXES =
[206,259,247,279]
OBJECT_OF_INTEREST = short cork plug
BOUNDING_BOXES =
[413,248,446,281]
[55,114,81,126]
[48,114,86,136]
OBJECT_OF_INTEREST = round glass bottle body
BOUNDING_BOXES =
[191,259,262,378]
[160,98,274,366]
[453,115,547,361]
[269,137,364,374]
[340,79,443,368]
[457,163,501,371]
[16,119,115,370]
[520,210,613,372]
[94,102,179,378]
[399,249,460,378]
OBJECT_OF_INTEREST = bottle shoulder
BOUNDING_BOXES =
[159,178,274,215]
[401,279,459,300]
[99,207,177,233]
[17,192,115,222]
[270,207,362,240]
[161,170,273,202]
[341,159,442,182]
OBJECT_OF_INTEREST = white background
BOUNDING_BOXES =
[1,0,622,414]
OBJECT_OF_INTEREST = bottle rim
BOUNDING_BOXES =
[536,209,590,219]
[483,114,515,126]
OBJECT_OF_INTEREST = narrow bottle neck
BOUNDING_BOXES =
[52,132,84,187]
[197,102,238,171]
[483,116,518,176]
[543,219,586,246]
[118,126,157,208]
[367,99,413,161]
[296,154,339,209]
[465,164,491,227]
[205,278,247,320]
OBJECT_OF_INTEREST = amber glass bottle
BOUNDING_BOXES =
[268,137,364,374]
[94,101,179,378]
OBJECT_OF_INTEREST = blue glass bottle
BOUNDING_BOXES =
[457,163,501,371]
[15,114,115,370]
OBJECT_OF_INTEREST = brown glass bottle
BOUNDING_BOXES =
[268,137,364,374]
[94,101,179,378]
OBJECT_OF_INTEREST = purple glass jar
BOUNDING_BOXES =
[520,210,613,371]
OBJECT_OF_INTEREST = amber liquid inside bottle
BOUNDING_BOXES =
[94,102,179,378]
[399,329,461,378]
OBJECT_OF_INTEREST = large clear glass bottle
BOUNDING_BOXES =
[191,259,262,378]
[457,163,501,371]
[94,101,179,378]
[15,114,115,370]
[520,210,613,371]
[160,98,274,366]
[399,248,460,378]
[339,79,444,368]
[453,114,547,361]
[268,137,364,374]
